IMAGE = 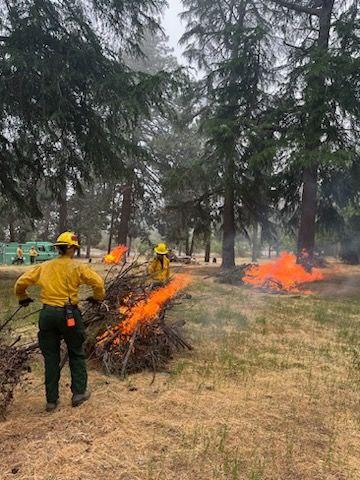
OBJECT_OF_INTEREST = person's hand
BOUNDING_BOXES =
[85,296,101,305]
[19,298,34,307]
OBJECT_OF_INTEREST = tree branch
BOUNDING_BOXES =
[284,40,311,53]
[270,0,320,16]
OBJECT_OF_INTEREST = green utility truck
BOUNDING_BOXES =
[0,242,57,265]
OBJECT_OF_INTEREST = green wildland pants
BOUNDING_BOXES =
[38,307,87,403]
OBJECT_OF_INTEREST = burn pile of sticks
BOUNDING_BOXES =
[0,341,37,419]
[83,261,192,378]
[243,252,324,294]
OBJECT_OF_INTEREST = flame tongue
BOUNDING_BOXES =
[243,252,324,293]
[97,274,192,346]
[120,274,191,335]
[104,245,128,264]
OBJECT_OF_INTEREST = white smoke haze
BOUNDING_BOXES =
[163,0,186,62]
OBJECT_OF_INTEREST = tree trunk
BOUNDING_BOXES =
[127,236,132,258]
[86,238,91,259]
[297,1,334,259]
[222,158,236,269]
[117,183,132,246]
[204,231,211,263]
[185,234,190,256]
[9,222,15,242]
[251,224,259,262]
[189,229,196,257]
[108,186,116,253]
[178,243,182,256]
[297,167,318,258]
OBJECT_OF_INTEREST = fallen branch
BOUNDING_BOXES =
[120,325,139,379]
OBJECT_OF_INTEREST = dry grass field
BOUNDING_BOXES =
[0,261,359,480]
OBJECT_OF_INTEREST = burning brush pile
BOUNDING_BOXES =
[83,246,192,376]
[88,268,192,377]
[243,252,324,294]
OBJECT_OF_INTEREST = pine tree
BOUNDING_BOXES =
[152,85,214,255]
[267,0,359,260]
[0,0,169,208]
[108,32,180,249]
[181,0,273,268]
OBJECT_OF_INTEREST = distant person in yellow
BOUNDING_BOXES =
[147,243,170,286]
[16,244,24,264]
[29,245,39,264]
[14,232,105,412]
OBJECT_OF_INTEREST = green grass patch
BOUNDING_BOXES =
[0,279,42,332]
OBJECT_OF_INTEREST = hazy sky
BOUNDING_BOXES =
[163,1,186,62]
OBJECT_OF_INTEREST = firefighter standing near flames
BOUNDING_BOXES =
[14,232,105,412]
[147,243,170,286]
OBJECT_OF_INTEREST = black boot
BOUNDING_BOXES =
[46,400,58,412]
[72,390,91,407]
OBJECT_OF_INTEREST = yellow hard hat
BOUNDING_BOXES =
[154,243,169,255]
[54,231,80,248]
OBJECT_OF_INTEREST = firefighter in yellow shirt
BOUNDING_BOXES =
[14,232,105,412]
[16,244,24,264]
[147,243,170,286]
[29,245,39,264]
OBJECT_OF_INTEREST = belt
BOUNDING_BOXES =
[43,304,79,311]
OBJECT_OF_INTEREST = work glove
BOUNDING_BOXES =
[85,296,101,305]
[19,298,34,307]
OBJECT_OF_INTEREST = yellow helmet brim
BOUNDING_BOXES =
[154,247,169,255]
[54,242,80,248]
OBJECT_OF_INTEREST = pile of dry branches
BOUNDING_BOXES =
[0,341,37,420]
[0,305,40,419]
[84,262,192,378]
[97,314,191,378]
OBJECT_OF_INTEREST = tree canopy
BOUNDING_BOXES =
[0,0,170,211]
[0,0,358,265]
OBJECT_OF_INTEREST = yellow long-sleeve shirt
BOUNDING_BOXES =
[147,256,170,283]
[14,256,105,307]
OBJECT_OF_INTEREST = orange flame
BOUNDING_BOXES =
[243,252,324,293]
[120,274,191,335]
[97,274,191,345]
[103,245,128,265]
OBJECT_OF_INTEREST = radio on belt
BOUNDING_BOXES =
[65,303,76,327]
